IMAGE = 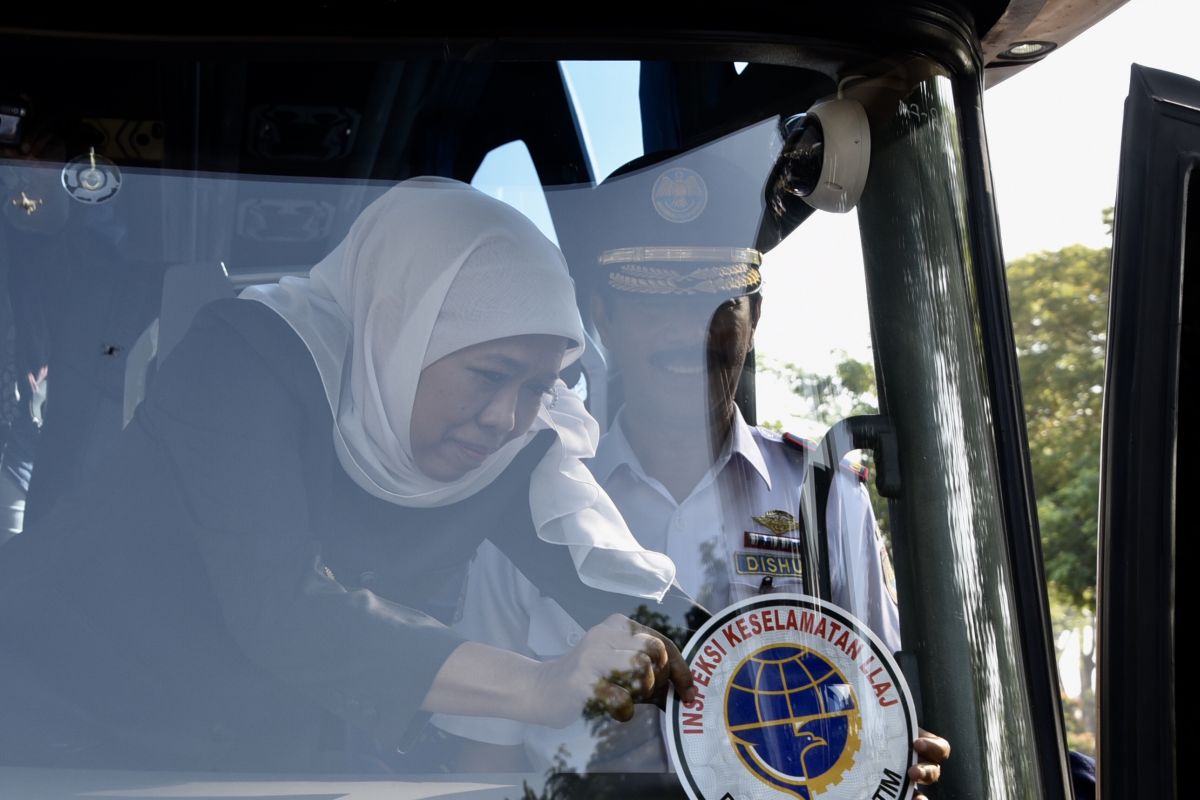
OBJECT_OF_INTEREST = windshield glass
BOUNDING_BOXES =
[0,45,1040,799]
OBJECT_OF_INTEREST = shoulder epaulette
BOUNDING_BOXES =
[781,431,870,484]
[782,432,816,451]
[841,457,870,484]
[775,431,815,467]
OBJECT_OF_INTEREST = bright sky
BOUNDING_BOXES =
[987,0,1200,257]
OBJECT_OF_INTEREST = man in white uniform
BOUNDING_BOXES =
[437,379,899,771]
[436,130,946,788]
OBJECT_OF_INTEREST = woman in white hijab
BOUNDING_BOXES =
[239,176,692,727]
[0,178,695,773]
[242,177,676,597]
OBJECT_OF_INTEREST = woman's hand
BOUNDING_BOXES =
[909,728,951,799]
[422,618,693,728]
[532,614,696,728]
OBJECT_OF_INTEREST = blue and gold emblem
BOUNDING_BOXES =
[725,644,861,799]
[667,595,915,800]
[651,167,708,223]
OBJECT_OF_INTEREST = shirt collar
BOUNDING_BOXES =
[726,406,772,490]
[588,409,638,485]
[589,404,772,491]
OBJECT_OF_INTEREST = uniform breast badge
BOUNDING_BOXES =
[667,594,916,800]
[751,509,802,535]
[737,511,805,579]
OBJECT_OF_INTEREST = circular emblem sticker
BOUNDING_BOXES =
[651,167,708,223]
[667,594,916,800]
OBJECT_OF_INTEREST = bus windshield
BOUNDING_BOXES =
[0,42,1043,800]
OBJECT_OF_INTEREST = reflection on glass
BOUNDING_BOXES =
[0,49,1039,800]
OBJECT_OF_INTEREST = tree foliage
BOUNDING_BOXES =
[1006,234,1109,611]
[1006,222,1110,756]
[759,222,1109,615]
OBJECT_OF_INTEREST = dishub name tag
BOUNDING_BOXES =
[667,594,916,800]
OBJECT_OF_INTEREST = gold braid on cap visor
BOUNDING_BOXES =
[600,246,762,296]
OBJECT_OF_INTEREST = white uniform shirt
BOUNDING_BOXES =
[433,408,900,769]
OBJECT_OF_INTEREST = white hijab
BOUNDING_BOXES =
[241,178,675,600]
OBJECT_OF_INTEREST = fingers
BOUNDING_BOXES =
[590,618,665,697]
[908,762,942,785]
[571,619,657,721]
[607,651,656,700]
[580,615,695,716]
[633,630,669,672]
[913,730,951,764]
[591,680,635,722]
[602,615,696,705]
[662,633,700,705]
[909,728,950,787]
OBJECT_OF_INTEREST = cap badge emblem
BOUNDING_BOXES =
[652,167,707,223]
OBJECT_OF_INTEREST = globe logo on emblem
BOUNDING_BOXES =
[651,167,707,223]
[724,644,861,799]
[668,596,914,800]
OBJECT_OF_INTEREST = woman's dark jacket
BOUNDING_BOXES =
[0,299,685,772]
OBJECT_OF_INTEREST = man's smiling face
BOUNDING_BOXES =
[594,291,761,432]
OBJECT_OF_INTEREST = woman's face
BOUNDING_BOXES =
[410,333,568,481]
